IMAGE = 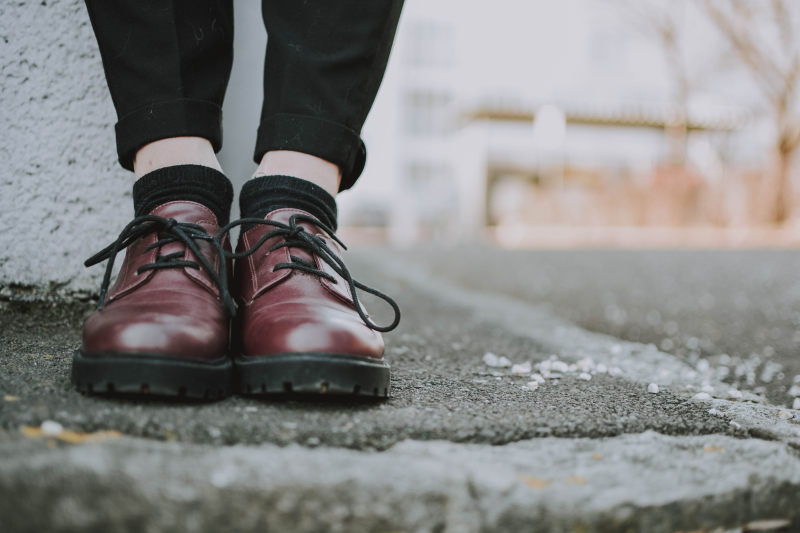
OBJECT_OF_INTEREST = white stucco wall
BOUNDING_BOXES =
[1,0,129,298]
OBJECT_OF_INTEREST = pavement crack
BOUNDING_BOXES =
[359,253,800,448]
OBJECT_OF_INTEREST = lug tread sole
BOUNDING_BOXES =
[71,350,232,400]
[235,352,390,398]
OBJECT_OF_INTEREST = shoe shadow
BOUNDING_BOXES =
[79,391,389,409]
[78,391,229,406]
[247,392,389,408]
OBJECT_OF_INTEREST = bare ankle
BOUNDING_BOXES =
[133,137,222,178]
[254,150,341,197]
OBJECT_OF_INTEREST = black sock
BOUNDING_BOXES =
[132,165,234,225]
[239,175,338,231]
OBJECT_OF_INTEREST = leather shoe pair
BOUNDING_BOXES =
[73,201,399,399]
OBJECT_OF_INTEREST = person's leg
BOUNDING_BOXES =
[231,0,404,397]
[74,1,237,399]
[252,0,404,193]
[255,151,340,197]
[236,0,405,238]
[84,0,234,175]
[134,137,221,178]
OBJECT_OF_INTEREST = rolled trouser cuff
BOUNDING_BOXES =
[254,113,366,192]
[115,99,223,171]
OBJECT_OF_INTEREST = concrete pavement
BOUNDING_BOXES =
[2,248,800,532]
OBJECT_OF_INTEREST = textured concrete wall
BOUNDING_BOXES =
[1,0,129,298]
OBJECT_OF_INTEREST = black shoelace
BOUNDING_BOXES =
[216,213,401,332]
[85,215,236,315]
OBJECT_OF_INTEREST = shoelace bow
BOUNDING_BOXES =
[215,213,401,332]
[85,215,236,315]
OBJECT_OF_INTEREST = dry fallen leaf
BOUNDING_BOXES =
[592,453,604,460]
[519,475,551,489]
[21,426,43,439]
[565,476,587,485]
[703,445,724,453]
[21,426,122,444]
[4,395,20,402]
[743,519,791,531]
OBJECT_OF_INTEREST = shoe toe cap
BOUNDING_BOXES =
[83,305,227,360]
[241,304,384,358]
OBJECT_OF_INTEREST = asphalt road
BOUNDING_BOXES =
[0,267,727,448]
[394,247,800,408]
[1,247,799,532]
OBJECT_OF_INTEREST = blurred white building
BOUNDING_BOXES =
[340,0,765,239]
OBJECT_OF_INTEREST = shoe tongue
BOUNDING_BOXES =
[149,201,219,228]
[264,207,320,228]
[147,202,220,263]
[264,208,323,263]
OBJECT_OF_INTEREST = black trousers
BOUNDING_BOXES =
[85,0,404,191]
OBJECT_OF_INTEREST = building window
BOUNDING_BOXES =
[405,162,457,217]
[404,20,454,68]
[403,90,452,137]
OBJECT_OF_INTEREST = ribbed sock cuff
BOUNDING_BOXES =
[133,165,233,225]
[239,175,338,231]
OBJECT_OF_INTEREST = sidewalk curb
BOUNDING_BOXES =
[2,431,798,533]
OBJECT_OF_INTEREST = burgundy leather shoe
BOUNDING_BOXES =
[230,208,400,397]
[72,201,234,399]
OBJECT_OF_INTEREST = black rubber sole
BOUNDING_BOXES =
[235,353,391,397]
[71,350,233,400]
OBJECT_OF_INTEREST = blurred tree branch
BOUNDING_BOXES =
[615,0,692,164]
[703,0,800,223]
